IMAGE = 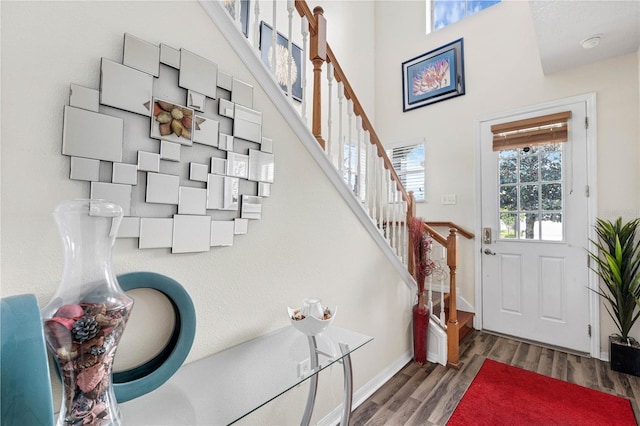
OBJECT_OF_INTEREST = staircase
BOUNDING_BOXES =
[200,0,474,368]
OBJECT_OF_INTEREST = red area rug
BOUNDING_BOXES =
[448,358,637,425]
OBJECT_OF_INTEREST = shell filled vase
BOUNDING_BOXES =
[41,200,133,426]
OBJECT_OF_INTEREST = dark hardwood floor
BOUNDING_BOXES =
[350,330,640,425]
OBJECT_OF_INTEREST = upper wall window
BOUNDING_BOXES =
[430,0,501,32]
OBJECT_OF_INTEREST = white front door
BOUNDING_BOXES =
[480,101,592,353]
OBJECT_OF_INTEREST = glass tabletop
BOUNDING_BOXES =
[119,325,373,425]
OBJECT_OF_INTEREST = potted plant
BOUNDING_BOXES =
[589,217,640,375]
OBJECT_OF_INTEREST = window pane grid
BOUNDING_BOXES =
[498,144,563,241]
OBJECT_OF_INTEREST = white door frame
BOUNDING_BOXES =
[474,92,599,358]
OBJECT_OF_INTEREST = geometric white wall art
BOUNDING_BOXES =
[61,34,274,253]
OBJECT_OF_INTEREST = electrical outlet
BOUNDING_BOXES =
[297,358,311,378]
[441,194,457,205]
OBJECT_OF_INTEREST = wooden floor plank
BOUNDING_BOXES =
[349,331,640,426]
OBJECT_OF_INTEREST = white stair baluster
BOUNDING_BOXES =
[347,99,354,192]
[364,130,371,214]
[385,170,391,242]
[300,15,309,123]
[286,0,294,100]
[253,0,261,49]
[337,81,344,174]
[378,157,385,232]
[440,248,446,324]
[356,116,363,198]
[271,1,277,74]
[234,0,241,28]
[326,62,334,160]
[393,187,399,255]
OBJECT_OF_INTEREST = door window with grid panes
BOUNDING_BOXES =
[498,143,563,241]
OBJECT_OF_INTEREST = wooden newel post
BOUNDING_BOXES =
[446,228,461,368]
[310,6,326,149]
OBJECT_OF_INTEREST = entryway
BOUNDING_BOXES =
[477,95,597,355]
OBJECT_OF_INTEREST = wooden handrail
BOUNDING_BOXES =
[294,0,408,200]
[424,222,475,240]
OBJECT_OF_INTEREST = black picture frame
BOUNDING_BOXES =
[402,38,465,112]
[259,21,303,102]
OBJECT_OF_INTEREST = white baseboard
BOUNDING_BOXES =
[317,351,412,426]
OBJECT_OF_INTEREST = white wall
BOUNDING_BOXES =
[374,0,640,353]
[0,1,410,423]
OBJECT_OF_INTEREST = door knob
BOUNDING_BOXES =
[483,248,496,256]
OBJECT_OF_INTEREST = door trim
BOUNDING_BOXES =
[474,93,599,358]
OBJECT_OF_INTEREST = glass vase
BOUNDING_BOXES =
[41,199,133,426]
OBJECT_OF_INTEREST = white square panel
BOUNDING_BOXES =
[100,58,153,116]
[226,152,249,179]
[172,215,211,253]
[193,116,219,147]
[258,182,271,198]
[261,137,273,153]
[231,78,253,108]
[234,104,262,124]
[178,187,207,215]
[187,90,206,112]
[210,221,235,246]
[190,162,209,182]
[117,217,141,238]
[206,174,224,210]
[217,70,233,91]
[139,218,173,249]
[146,172,180,205]
[112,162,138,185]
[62,106,124,162]
[211,157,226,175]
[248,149,275,183]
[234,218,249,235]
[223,177,240,211]
[219,134,234,152]
[179,49,217,99]
[90,182,132,216]
[138,151,160,172]
[123,33,160,77]
[160,43,180,68]
[69,84,99,112]
[233,105,262,143]
[70,157,100,181]
[219,99,235,118]
[160,140,181,162]
[241,195,263,220]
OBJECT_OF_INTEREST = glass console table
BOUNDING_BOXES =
[119,325,373,425]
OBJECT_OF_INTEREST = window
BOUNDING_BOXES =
[429,0,501,32]
[386,142,425,202]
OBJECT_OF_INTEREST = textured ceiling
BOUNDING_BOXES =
[529,0,640,74]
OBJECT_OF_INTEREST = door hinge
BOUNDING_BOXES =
[588,324,592,337]
[585,185,590,197]
[585,117,589,129]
